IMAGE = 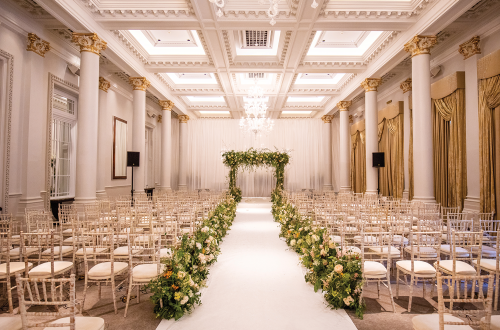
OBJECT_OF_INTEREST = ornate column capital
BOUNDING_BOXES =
[321,115,333,123]
[159,100,174,111]
[98,77,110,92]
[349,115,353,123]
[361,78,382,92]
[459,36,481,60]
[157,115,162,123]
[26,33,50,57]
[129,77,151,91]
[400,78,412,93]
[404,35,437,57]
[337,100,352,111]
[71,33,107,55]
[178,115,190,123]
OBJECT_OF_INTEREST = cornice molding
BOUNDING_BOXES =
[279,31,292,66]
[112,30,147,63]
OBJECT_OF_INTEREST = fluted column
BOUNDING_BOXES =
[361,78,382,195]
[338,101,352,191]
[96,77,110,198]
[321,115,334,190]
[159,100,174,191]
[400,78,412,199]
[178,115,189,190]
[129,77,151,193]
[404,35,437,202]
[460,36,481,211]
[72,33,107,204]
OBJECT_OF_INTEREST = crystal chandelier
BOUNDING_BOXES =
[209,0,225,17]
[259,0,280,26]
[240,82,274,135]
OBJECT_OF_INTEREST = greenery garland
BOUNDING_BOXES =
[148,195,237,320]
[271,189,366,318]
[222,148,290,202]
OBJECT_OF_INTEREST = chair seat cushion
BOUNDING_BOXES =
[330,235,341,243]
[440,245,469,258]
[75,247,108,256]
[9,247,38,257]
[0,262,32,278]
[113,246,144,256]
[471,245,498,258]
[391,235,409,245]
[472,259,498,272]
[29,261,73,278]
[43,316,105,330]
[42,246,74,256]
[0,316,22,330]
[88,262,128,280]
[132,264,166,282]
[160,248,172,258]
[121,228,144,233]
[343,246,361,255]
[396,260,436,275]
[354,235,378,244]
[369,246,401,256]
[412,313,472,330]
[404,246,437,257]
[436,260,477,276]
[364,261,387,277]
[481,315,500,330]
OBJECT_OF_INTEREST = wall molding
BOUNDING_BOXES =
[0,49,14,213]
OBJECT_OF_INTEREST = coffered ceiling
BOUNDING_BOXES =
[3,0,494,119]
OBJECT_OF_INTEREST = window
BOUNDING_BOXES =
[50,90,77,199]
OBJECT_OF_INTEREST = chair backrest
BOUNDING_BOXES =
[16,274,77,330]
[451,229,483,274]
[21,231,63,278]
[436,272,493,328]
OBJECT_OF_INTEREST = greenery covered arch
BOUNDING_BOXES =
[222,148,290,202]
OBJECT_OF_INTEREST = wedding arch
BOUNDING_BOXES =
[222,148,290,202]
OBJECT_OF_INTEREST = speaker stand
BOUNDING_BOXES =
[131,167,134,206]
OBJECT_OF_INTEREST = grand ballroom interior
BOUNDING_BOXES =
[2,0,500,329]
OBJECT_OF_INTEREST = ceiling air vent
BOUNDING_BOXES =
[248,73,265,79]
[243,30,272,48]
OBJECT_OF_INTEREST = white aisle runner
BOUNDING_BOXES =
[157,199,357,330]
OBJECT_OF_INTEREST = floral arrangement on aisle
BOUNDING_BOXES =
[222,148,290,202]
[271,189,365,318]
[148,195,237,320]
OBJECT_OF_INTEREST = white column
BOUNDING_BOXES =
[400,78,412,199]
[19,33,50,213]
[178,115,189,190]
[129,77,151,193]
[159,100,174,191]
[96,77,110,198]
[338,101,352,191]
[322,115,333,190]
[460,36,482,211]
[404,35,437,203]
[361,78,382,195]
[72,33,107,205]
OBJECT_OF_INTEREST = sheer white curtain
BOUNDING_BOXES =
[187,118,327,196]
[332,114,340,192]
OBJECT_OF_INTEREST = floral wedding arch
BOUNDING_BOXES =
[222,148,290,202]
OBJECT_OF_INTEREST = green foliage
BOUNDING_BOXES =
[148,196,237,320]
[272,192,365,318]
[222,148,290,201]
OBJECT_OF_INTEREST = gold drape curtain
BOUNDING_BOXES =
[379,115,404,198]
[432,88,467,209]
[351,131,366,193]
[479,74,500,214]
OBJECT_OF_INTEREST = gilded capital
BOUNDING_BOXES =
[404,35,437,57]
[400,78,412,93]
[178,115,190,123]
[26,33,50,57]
[157,115,162,123]
[459,36,481,60]
[360,78,382,92]
[159,100,174,111]
[349,115,353,124]
[129,77,151,91]
[72,33,107,55]
[99,77,110,92]
[321,115,333,123]
[337,100,352,111]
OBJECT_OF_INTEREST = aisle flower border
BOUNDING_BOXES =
[148,195,237,320]
[271,189,365,318]
[222,148,290,202]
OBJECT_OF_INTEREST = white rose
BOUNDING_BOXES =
[201,226,209,233]
[334,264,343,273]
[180,296,189,305]
[291,239,296,246]
[196,242,202,249]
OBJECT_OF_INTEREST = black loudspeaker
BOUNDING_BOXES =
[373,152,385,167]
[127,152,140,167]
